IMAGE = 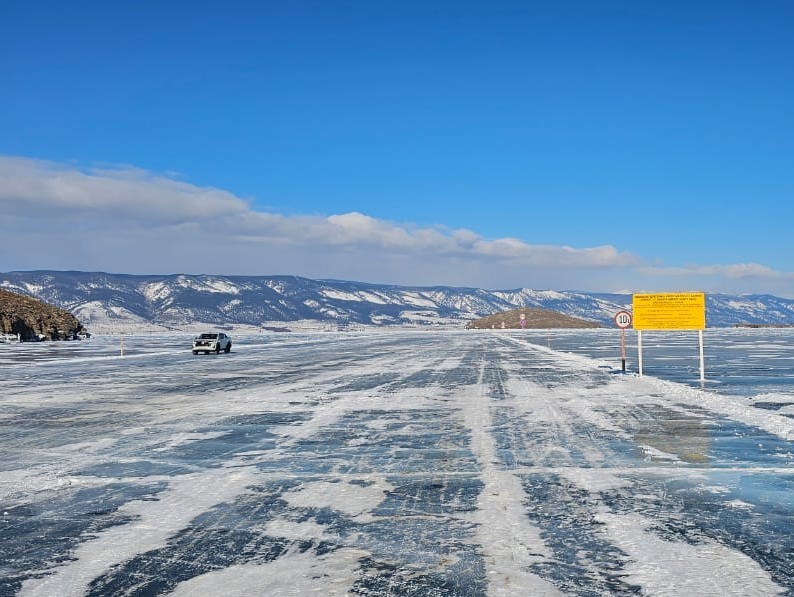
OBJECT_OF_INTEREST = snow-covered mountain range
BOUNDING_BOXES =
[2,270,793,331]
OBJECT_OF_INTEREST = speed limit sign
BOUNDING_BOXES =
[614,310,632,329]
[615,310,632,372]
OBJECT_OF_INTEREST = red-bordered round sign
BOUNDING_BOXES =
[614,310,632,329]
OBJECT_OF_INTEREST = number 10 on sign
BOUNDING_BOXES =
[614,311,632,329]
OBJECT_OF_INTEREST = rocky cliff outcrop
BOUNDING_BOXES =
[0,288,86,340]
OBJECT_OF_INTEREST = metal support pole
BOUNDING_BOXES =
[699,329,705,384]
[637,330,643,377]
[620,328,626,373]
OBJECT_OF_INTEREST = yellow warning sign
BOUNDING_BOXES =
[632,293,706,330]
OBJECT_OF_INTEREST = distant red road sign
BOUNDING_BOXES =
[614,310,632,329]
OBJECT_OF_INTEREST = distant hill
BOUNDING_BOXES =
[466,307,601,329]
[0,288,86,340]
[1,270,794,331]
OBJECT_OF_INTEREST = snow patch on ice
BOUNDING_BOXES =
[597,509,785,595]
[726,499,754,510]
[554,467,632,494]
[20,467,261,597]
[630,376,794,442]
[264,518,332,541]
[152,431,230,452]
[459,359,563,596]
[752,392,794,404]
[169,547,367,596]
[639,444,682,462]
[283,479,394,522]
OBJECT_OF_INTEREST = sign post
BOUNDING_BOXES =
[632,292,706,382]
[699,329,705,383]
[614,310,632,372]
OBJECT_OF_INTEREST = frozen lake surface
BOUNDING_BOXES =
[1,330,792,596]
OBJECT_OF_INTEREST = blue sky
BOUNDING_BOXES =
[2,1,794,295]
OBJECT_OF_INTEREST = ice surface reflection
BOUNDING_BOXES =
[519,328,794,396]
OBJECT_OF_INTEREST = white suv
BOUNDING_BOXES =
[192,332,232,355]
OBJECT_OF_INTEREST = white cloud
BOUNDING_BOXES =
[629,263,794,298]
[1,156,793,295]
[0,157,248,224]
[642,262,790,281]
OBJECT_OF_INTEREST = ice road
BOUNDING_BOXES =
[1,332,792,596]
